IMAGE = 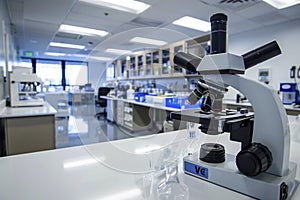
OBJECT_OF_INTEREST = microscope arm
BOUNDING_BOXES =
[175,40,289,176]
[220,74,290,177]
[172,13,296,199]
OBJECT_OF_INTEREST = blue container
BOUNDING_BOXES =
[165,97,202,109]
[134,92,147,102]
[280,83,297,105]
[280,83,297,92]
[296,90,300,105]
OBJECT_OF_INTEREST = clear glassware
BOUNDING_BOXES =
[186,121,200,156]
[157,161,189,200]
[139,137,191,200]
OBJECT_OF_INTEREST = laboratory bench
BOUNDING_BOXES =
[100,96,181,133]
[100,96,181,112]
[0,129,300,199]
[68,90,95,105]
[101,97,300,135]
[0,102,56,156]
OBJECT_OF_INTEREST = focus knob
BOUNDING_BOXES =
[236,143,272,176]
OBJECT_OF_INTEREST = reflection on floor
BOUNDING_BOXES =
[55,105,157,149]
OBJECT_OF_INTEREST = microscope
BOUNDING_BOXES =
[171,13,297,199]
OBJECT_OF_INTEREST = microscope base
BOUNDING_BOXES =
[183,154,297,200]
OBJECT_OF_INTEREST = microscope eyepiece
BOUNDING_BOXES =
[210,13,228,54]
[173,52,201,72]
[242,40,281,69]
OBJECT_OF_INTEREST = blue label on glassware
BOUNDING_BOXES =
[184,161,208,179]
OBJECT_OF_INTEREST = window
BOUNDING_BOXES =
[106,62,115,80]
[20,58,88,91]
[18,58,32,68]
[36,60,62,92]
[65,61,88,86]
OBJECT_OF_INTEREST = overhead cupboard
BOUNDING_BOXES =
[111,34,210,80]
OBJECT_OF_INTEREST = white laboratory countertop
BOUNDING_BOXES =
[0,102,56,118]
[285,105,300,112]
[0,130,300,200]
[69,90,95,94]
[101,96,182,112]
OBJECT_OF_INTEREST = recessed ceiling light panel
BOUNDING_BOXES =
[49,42,85,49]
[45,52,67,57]
[79,0,150,14]
[88,56,113,61]
[44,52,112,61]
[59,24,109,37]
[262,0,300,9]
[172,16,211,32]
[105,48,132,55]
[130,37,167,46]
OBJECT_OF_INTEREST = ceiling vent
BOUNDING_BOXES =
[55,32,83,40]
[121,42,135,47]
[199,0,261,12]
[129,17,164,27]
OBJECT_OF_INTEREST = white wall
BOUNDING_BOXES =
[225,19,300,100]
[88,61,108,90]
[1,0,16,70]
[0,0,9,67]
[0,0,16,99]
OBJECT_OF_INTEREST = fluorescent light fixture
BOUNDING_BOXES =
[71,54,87,58]
[44,52,112,61]
[88,56,113,61]
[79,0,150,14]
[59,24,109,37]
[50,42,85,49]
[105,48,132,55]
[63,158,97,169]
[172,16,211,32]
[72,54,113,61]
[135,145,162,154]
[44,52,67,57]
[262,0,300,9]
[45,52,86,58]
[133,50,145,55]
[98,188,142,200]
[130,37,167,46]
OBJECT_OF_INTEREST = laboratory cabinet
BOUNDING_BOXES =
[152,50,160,75]
[122,102,153,132]
[68,90,95,105]
[129,56,136,77]
[0,115,55,156]
[102,97,180,133]
[137,54,144,76]
[145,52,152,76]
[108,34,210,80]
[185,34,210,75]
[0,102,56,156]
[169,41,185,75]
[106,97,116,122]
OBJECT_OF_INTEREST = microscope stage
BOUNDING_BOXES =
[171,109,254,124]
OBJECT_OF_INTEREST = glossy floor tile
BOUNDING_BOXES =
[55,105,155,149]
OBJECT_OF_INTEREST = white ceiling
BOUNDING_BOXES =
[6,0,300,62]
